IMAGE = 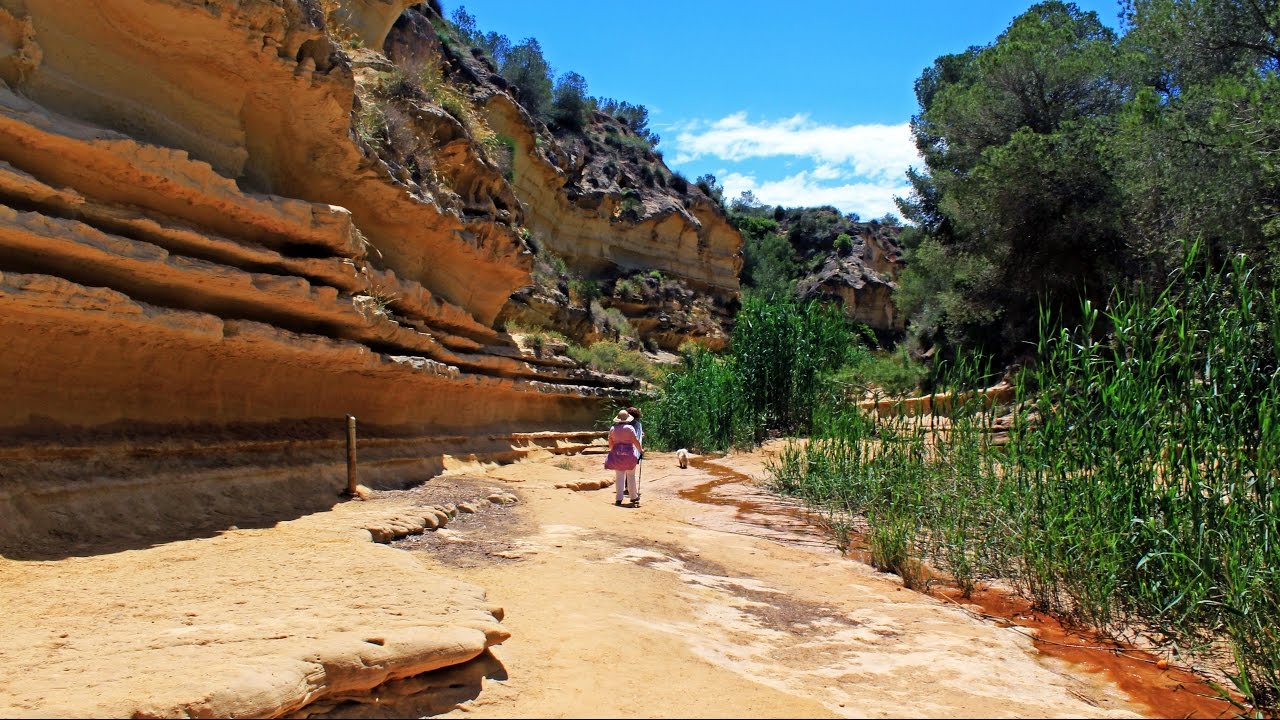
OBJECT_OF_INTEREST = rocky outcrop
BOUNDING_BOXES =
[387,5,743,345]
[0,0,636,559]
[484,93,742,300]
[498,269,733,351]
[798,224,906,334]
[0,488,514,719]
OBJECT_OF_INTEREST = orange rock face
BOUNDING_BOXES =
[0,0,634,552]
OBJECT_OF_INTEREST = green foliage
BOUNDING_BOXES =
[729,191,769,217]
[694,174,725,206]
[550,71,590,131]
[604,131,655,159]
[500,38,554,121]
[594,304,635,340]
[566,341,660,382]
[640,347,753,452]
[771,252,1280,711]
[738,224,801,300]
[1111,0,1280,280]
[898,1,1126,359]
[641,295,857,452]
[832,346,930,397]
[617,188,643,221]
[732,294,854,433]
[567,276,601,303]
[898,0,1280,362]
[612,277,641,298]
[594,98,660,147]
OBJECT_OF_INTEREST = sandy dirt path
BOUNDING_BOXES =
[401,448,1153,718]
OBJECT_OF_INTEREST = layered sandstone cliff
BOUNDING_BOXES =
[0,0,638,559]
[387,5,743,348]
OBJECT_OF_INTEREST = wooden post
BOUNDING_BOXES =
[345,414,358,496]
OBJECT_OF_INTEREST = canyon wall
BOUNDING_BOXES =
[0,0,638,554]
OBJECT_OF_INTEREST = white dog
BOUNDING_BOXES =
[676,448,689,469]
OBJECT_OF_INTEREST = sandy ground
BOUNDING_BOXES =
[1,445,1225,718]
[403,448,1148,719]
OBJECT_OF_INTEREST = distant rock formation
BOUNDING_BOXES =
[798,224,905,334]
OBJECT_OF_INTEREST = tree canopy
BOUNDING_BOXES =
[896,0,1280,360]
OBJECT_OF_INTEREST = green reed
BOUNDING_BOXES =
[641,294,853,452]
[769,249,1279,711]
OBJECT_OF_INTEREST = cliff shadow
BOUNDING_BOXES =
[0,418,457,561]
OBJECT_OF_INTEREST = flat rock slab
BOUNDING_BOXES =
[0,496,506,718]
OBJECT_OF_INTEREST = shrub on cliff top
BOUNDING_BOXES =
[567,341,660,383]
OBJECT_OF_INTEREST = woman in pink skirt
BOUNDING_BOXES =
[604,409,642,505]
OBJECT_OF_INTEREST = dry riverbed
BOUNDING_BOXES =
[0,445,1234,718]
[400,446,1228,718]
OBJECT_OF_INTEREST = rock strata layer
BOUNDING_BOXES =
[0,0,633,554]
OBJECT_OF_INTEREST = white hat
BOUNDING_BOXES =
[614,410,633,424]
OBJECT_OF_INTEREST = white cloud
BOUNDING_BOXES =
[721,171,908,220]
[672,112,919,180]
[810,163,847,180]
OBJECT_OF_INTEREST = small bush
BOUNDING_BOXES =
[613,277,641,298]
[834,233,854,253]
[486,134,517,181]
[567,341,660,382]
[833,347,929,397]
[594,305,634,339]
[354,96,388,145]
[617,189,643,221]
[506,324,567,356]
[568,276,601,303]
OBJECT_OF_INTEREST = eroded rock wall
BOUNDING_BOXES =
[383,5,743,346]
[0,0,528,323]
[485,93,743,298]
[799,225,906,334]
[0,0,633,553]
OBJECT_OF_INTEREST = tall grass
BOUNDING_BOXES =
[640,294,853,451]
[639,345,753,451]
[770,250,1280,711]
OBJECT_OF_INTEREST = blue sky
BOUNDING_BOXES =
[446,1,1126,219]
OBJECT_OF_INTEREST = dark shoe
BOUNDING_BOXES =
[615,500,623,506]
